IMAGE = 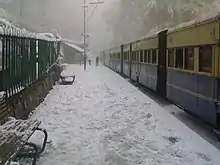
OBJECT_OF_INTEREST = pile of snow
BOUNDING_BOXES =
[141,27,168,40]
[0,17,12,28]
[37,32,59,41]
[63,76,74,82]
[0,91,5,99]
[61,69,75,77]
[9,161,20,165]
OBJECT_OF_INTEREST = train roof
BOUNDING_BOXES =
[127,28,168,45]
[168,12,220,34]
[142,28,168,40]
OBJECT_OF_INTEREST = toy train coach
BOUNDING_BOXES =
[100,13,220,130]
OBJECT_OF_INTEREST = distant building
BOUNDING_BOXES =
[63,42,84,64]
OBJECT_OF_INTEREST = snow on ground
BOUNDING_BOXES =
[30,64,220,165]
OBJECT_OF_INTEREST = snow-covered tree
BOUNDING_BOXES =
[105,0,218,45]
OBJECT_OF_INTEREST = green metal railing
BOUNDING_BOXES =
[0,29,60,97]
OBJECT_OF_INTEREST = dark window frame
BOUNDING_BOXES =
[168,49,175,67]
[184,47,194,70]
[140,50,144,62]
[147,50,151,63]
[175,48,184,69]
[152,49,157,64]
[199,46,212,73]
[144,50,147,63]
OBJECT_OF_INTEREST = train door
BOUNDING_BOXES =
[129,43,132,78]
[137,50,141,82]
[157,29,168,97]
[121,45,123,74]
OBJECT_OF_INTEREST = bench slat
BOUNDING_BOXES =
[0,119,41,164]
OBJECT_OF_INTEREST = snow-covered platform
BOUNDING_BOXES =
[31,64,220,165]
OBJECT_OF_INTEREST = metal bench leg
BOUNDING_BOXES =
[36,128,48,154]
[27,142,38,165]
[16,142,38,165]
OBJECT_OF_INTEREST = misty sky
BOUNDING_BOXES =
[43,0,119,56]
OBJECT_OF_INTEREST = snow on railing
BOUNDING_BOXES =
[0,17,61,42]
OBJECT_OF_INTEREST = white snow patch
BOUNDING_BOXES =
[0,17,61,42]
[9,161,20,165]
[61,70,74,77]
[30,64,220,165]
[63,77,74,82]
[0,91,5,99]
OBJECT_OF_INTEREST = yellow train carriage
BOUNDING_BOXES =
[109,46,121,73]
[166,14,220,126]
[129,30,168,93]
[132,35,159,90]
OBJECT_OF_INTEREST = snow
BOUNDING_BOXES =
[142,28,168,40]
[65,42,84,53]
[63,77,74,82]
[30,64,220,165]
[37,32,60,42]
[60,69,74,77]
[9,162,20,165]
[0,17,61,42]
[0,91,5,99]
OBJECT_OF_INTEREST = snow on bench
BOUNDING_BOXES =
[0,119,40,165]
[60,70,75,85]
[0,95,48,165]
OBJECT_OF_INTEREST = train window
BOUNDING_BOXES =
[136,51,139,62]
[132,51,136,61]
[140,50,144,62]
[147,50,151,63]
[175,48,183,68]
[199,46,212,73]
[152,49,157,64]
[168,49,175,67]
[144,50,147,63]
[184,48,194,70]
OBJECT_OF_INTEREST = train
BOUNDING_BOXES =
[100,13,220,129]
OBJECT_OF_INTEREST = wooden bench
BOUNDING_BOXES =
[0,94,48,165]
[60,71,75,85]
[60,75,75,85]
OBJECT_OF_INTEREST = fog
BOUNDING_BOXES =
[0,0,119,56]
[0,0,219,56]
